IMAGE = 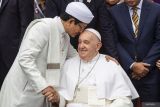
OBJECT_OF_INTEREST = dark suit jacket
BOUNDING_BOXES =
[154,0,160,3]
[109,0,160,101]
[0,0,34,87]
[44,0,118,58]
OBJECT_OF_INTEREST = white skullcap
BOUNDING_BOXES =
[85,28,101,41]
[65,2,94,24]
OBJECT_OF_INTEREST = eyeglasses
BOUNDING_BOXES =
[77,23,87,31]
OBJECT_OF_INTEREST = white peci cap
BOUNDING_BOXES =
[85,28,101,41]
[65,2,94,24]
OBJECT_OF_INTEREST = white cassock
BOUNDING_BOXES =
[59,54,139,107]
[0,17,77,107]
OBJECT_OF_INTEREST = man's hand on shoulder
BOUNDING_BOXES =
[105,55,119,65]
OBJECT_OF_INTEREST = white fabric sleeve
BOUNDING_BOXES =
[130,62,136,69]
[18,22,50,93]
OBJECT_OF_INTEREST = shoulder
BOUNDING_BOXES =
[29,18,55,32]
[151,2,160,11]
[110,2,125,10]
[29,18,54,27]
[141,0,160,16]
[64,55,79,65]
[35,17,60,32]
[99,54,118,68]
[109,2,125,16]
[96,54,123,77]
[40,18,57,24]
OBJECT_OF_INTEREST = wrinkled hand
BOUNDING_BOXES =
[131,62,150,80]
[131,72,141,80]
[105,55,119,65]
[42,86,60,103]
[156,60,160,70]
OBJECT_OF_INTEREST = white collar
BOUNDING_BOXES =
[56,17,67,37]
[81,53,100,63]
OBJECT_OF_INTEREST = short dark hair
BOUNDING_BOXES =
[60,12,82,24]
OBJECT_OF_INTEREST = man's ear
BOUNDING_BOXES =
[96,42,102,51]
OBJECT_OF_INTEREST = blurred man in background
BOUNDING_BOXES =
[0,0,34,89]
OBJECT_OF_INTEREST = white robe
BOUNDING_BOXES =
[59,54,139,103]
[0,17,77,107]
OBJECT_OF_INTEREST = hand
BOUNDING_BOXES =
[105,55,119,65]
[42,86,60,103]
[156,60,160,70]
[131,72,141,80]
[131,62,150,79]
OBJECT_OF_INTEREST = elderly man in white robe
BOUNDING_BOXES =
[59,28,139,107]
[0,2,94,107]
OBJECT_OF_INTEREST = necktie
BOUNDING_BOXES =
[132,7,139,38]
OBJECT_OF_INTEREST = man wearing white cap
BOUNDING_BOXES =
[0,2,93,107]
[59,28,139,107]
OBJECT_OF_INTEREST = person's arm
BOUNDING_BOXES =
[143,12,160,69]
[18,22,50,93]
[117,42,135,73]
[18,0,34,43]
[18,21,60,102]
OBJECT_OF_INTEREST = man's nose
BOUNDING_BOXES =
[78,43,84,48]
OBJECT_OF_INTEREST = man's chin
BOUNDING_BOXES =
[127,2,136,7]
[69,34,76,38]
[69,33,79,38]
[79,54,86,59]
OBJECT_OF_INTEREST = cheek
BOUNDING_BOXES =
[68,29,77,37]
[71,27,80,35]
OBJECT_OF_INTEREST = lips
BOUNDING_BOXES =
[80,50,86,52]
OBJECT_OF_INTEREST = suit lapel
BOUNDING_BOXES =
[121,3,135,38]
[138,0,150,38]
[0,0,9,14]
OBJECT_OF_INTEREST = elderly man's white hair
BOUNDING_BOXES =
[85,28,101,41]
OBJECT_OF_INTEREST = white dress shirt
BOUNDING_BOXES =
[0,0,2,7]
